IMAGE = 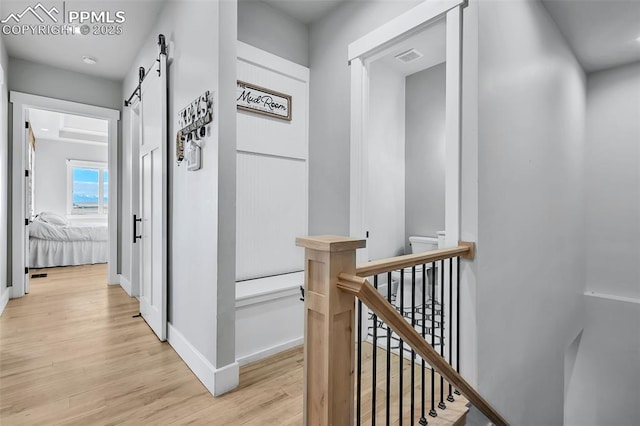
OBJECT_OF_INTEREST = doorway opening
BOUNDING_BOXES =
[363,18,448,262]
[26,109,110,283]
[348,0,467,384]
[10,92,120,297]
[349,1,463,263]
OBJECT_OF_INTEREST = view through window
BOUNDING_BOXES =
[68,161,108,215]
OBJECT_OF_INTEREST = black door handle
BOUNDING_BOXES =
[133,214,142,243]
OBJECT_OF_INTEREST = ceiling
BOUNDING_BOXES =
[260,0,346,25]
[542,0,640,72]
[0,0,166,80]
[372,18,446,77]
[29,108,108,144]
[4,0,637,82]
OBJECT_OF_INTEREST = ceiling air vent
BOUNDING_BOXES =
[395,48,423,63]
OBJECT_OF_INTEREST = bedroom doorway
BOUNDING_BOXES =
[10,92,120,298]
[25,108,110,290]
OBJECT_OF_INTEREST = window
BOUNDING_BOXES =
[67,160,108,216]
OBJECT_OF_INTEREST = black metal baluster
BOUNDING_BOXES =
[373,275,378,425]
[386,271,392,425]
[411,266,416,425]
[438,259,446,410]
[447,260,455,403]
[399,269,404,425]
[454,257,461,396]
[419,264,427,426]
[429,262,437,418]
[357,297,362,425]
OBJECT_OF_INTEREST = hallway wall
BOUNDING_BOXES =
[121,0,237,396]
[584,61,640,299]
[7,58,122,111]
[564,296,640,425]
[0,37,8,311]
[238,0,309,67]
[405,63,446,250]
[563,60,640,426]
[367,61,406,260]
[308,0,421,235]
[475,0,586,423]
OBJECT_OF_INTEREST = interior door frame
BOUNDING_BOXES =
[348,0,464,263]
[127,98,141,298]
[10,92,121,297]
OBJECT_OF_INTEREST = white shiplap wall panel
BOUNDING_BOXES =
[236,152,307,280]
[237,59,308,160]
[236,43,309,281]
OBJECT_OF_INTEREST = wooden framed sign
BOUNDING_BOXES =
[236,81,292,121]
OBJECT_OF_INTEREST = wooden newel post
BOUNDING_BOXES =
[296,236,366,425]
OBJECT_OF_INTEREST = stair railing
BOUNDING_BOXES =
[296,235,508,426]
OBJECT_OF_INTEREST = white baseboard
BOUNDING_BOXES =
[107,271,120,286]
[167,323,239,396]
[0,287,9,316]
[236,336,304,366]
[119,275,132,296]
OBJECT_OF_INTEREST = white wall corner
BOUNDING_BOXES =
[167,323,239,397]
[0,287,9,316]
[213,360,240,396]
[119,275,132,296]
[107,274,120,286]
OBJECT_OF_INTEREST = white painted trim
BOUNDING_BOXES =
[0,63,5,306]
[0,287,9,316]
[35,136,107,147]
[236,271,303,307]
[119,275,132,296]
[167,323,240,396]
[236,286,300,308]
[585,292,640,305]
[238,41,310,83]
[349,58,370,264]
[236,336,303,366]
[128,100,141,298]
[212,361,241,396]
[108,275,120,286]
[9,92,120,121]
[348,0,465,61]
[9,92,120,297]
[444,6,462,246]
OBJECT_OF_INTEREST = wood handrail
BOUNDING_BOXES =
[337,273,509,426]
[356,241,475,277]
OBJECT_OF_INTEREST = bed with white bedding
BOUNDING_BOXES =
[29,213,108,268]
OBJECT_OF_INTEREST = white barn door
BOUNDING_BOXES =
[138,55,168,340]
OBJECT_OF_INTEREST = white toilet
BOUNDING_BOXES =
[391,233,445,312]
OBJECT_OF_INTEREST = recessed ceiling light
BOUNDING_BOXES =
[40,128,49,132]
[82,56,97,65]
[636,35,640,43]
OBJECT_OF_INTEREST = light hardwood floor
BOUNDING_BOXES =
[0,264,466,425]
[0,265,303,425]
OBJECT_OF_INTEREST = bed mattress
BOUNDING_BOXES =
[28,220,108,268]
